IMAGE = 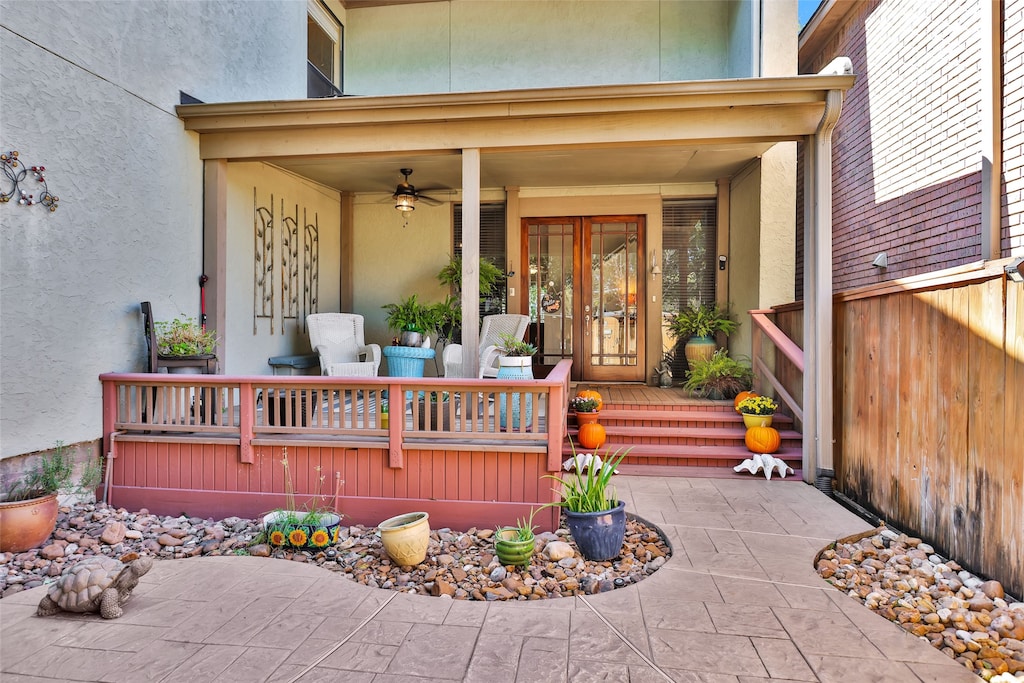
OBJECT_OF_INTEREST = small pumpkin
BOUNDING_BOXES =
[745,426,781,454]
[734,391,758,413]
[575,389,603,411]
[577,422,607,450]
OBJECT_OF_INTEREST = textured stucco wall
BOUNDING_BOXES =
[225,163,342,376]
[344,0,747,95]
[352,197,452,376]
[0,0,306,459]
[728,161,761,358]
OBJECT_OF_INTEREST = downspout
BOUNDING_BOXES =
[805,57,850,493]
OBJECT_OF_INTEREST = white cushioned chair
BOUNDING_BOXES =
[443,314,530,378]
[307,313,381,377]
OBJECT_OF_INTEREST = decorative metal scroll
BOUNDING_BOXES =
[254,191,275,334]
[0,151,59,211]
[303,208,320,331]
[281,201,299,327]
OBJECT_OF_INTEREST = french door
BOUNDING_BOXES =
[522,215,645,381]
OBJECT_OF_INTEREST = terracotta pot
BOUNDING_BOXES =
[742,413,773,429]
[379,511,430,566]
[574,411,600,426]
[0,493,59,553]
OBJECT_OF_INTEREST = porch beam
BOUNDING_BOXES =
[193,106,828,161]
[461,149,481,377]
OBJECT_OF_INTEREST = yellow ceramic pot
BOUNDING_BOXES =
[379,512,430,566]
[742,414,773,429]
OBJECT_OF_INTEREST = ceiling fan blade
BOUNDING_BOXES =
[416,194,444,206]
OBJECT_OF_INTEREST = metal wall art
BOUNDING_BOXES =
[1,151,59,211]
[253,189,320,335]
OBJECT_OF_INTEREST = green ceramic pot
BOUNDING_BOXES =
[494,527,535,567]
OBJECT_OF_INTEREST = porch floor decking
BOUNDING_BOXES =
[0,476,974,683]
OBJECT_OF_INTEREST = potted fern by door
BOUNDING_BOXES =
[668,301,739,368]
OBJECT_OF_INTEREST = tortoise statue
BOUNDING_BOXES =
[37,555,154,619]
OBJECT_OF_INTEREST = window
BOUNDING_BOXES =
[453,203,507,316]
[307,1,343,97]
[662,199,717,313]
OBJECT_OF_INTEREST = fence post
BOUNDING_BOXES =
[389,380,404,468]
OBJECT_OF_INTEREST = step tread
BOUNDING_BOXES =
[562,442,802,459]
[617,464,804,480]
[569,425,802,439]
[588,408,794,424]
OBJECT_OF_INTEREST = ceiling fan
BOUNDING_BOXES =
[391,168,444,212]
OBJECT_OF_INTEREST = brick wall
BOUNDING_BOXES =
[1005,0,1024,255]
[799,0,988,292]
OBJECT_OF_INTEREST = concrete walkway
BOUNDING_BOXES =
[0,477,977,682]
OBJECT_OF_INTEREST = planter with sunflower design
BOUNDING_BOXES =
[263,510,343,550]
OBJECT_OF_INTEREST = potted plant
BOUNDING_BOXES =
[0,443,102,553]
[262,449,344,550]
[542,443,630,562]
[568,395,601,426]
[382,294,439,347]
[379,511,431,566]
[417,390,452,431]
[736,394,778,429]
[155,316,218,369]
[667,301,739,368]
[681,349,753,400]
[494,509,537,568]
[495,333,537,430]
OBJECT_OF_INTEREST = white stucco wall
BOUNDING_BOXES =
[728,161,761,357]
[352,197,452,376]
[344,0,746,96]
[224,163,342,376]
[0,0,306,459]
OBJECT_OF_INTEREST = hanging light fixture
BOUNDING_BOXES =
[393,168,417,212]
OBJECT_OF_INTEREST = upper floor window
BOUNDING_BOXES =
[308,0,343,98]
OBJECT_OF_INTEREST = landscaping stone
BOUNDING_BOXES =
[817,529,1024,681]
[0,502,671,603]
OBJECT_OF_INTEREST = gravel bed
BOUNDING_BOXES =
[0,502,670,602]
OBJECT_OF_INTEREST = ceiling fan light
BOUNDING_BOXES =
[394,194,415,212]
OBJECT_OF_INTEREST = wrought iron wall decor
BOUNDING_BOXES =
[1,151,59,211]
[252,188,320,335]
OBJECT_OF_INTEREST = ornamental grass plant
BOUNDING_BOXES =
[542,442,629,514]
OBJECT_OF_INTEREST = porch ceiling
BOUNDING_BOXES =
[178,74,854,192]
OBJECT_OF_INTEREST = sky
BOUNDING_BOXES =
[798,0,821,29]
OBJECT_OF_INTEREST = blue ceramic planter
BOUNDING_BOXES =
[565,500,626,561]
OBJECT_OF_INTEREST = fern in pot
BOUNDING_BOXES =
[382,295,439,347]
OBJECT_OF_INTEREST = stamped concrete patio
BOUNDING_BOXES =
[0,476,977,683]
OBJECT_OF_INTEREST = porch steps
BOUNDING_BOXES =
[563,400,802,473]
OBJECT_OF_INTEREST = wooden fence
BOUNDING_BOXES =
[774,260,1023,598]
[99,360,572,532]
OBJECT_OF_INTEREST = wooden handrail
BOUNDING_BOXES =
[748,309,805,423]
[100,360,575,473]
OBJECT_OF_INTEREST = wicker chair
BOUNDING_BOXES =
[443,314,530,378]
[307,313,381,377]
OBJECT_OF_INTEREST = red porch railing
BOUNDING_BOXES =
[99,360,571,531]
[749,309,805,424]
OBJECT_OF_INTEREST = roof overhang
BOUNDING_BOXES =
[177,74,854,192]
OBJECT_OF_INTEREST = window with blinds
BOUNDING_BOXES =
[662,199,717,314]
[453,203,507,316]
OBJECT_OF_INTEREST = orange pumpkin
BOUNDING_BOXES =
[575,389,603,411]
[577,422,607,450]
[734,391,758,413]
[745,426,781,454]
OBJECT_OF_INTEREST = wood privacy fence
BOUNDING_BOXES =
[99,360,572,532]
[773,260,1023,598]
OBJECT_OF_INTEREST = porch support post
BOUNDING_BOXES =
[203,159,228,368]
[805,86,845,489]
[461,148,481,377]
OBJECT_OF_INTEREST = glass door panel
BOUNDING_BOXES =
[522,218,578,366]
[584,218,644,380]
